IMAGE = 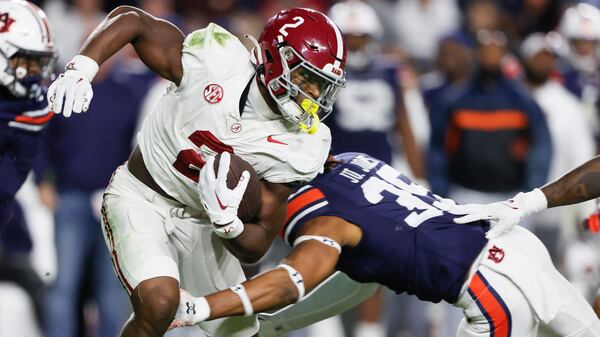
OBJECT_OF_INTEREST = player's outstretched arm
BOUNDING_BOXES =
[48,6,184,117]
[454,155,600,238]
[169,216,361,329]
[541,155,600,207]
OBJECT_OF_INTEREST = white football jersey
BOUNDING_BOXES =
[138,23,331,210]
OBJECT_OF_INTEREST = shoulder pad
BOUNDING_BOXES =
[182,23,250,79]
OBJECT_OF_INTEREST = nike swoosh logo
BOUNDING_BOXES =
[216,193,227,210]
[501,201,519,210]
[267,135,287,145]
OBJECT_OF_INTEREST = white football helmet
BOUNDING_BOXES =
[0,0,57,98]
[559,3,600,73]
[328,0,383,69]
[560,3,600,41]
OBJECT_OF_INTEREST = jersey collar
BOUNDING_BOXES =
[247,77,281,120]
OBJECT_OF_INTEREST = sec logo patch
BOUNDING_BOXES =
[204,84,224,104]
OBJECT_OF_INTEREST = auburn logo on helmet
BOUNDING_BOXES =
[0,13,15,33]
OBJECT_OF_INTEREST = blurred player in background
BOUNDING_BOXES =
[170,152,600,337]
[328,0,423,177]
[520,32,600,307]
[0,2,56,336]
[557,2,600,136]
[47,5,346,337]
[0,0,56,236]
[326,2,425,336]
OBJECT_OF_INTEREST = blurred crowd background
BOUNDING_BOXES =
[3,0,600,336]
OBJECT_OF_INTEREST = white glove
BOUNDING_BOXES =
[198,152,250,239]
[48,55,98,117]
[453,188,548,239]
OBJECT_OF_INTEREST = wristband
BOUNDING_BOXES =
[190,296,211,322]
[213,217,244,239]
[65,55,99,82]
[524,188,548,213]
[230,283,253,316]
[519,188,548,215]
[277,264,305,301]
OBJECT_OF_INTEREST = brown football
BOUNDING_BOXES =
[213,153,261,223]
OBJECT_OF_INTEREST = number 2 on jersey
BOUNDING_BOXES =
[172,130,233,182]
[361,165,444,227]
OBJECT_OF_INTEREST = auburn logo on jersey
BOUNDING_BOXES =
[487,245,505,263]
[0,12,15,33]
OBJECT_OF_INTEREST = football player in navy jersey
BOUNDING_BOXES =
[170,152,600,337]
[327,0,424,177]
[0,1,56,334]
[0,1,56,230]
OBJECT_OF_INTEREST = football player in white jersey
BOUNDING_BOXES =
[46,6,346,337]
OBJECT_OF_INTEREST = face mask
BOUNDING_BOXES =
[19,74,43,100]
[570,53,598,74]
[524,66,549,85]
[345,42,379,71]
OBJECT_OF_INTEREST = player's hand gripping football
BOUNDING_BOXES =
[198,152,250,239]
[452,189,547,239]
[47,55,98,117]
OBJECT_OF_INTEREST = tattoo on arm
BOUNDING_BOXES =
[542,156,600,207]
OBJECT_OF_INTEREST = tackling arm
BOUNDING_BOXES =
[207,216,360,318]
[80,6,185,84]
[170,216,361,328]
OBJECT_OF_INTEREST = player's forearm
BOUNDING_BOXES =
[222,181,290,263]
[79,6,146,66]
[221,222,274,263]
[541,156,600,208]
[206,269,298,319]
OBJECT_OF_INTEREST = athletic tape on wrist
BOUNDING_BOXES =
[277,264,305,301]
[293,235,342,254]
[230,284,253,316]
[193,296,211,322]
[528,188,548,212]
[65,55,99,82]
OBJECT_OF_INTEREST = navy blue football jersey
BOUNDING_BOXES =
[0,86,51,132]
[0,87,49,252]
[283,152,489,303]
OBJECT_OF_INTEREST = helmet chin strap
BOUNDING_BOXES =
[245,34,266,83]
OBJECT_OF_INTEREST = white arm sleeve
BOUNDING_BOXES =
[292,235,342,254]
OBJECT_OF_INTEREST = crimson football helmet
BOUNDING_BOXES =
[247,8,346,133]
